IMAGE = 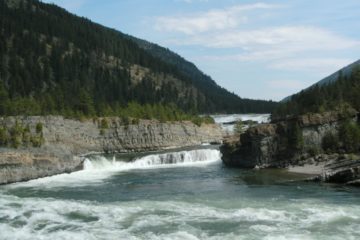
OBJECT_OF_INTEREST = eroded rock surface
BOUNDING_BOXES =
[220,110,360,185]
[0,116,223,184]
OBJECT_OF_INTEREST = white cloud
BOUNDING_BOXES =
[179,26,360,71]
[155,3,279,34]
[155,4,359,66]
[269,58,354,73]
[173,26,360,53]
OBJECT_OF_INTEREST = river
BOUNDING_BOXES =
[1,114,360,239]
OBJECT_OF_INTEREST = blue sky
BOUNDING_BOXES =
[42,0,360,101]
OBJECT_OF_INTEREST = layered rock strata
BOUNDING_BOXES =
[220,110,360,184]
[0,116,223,184]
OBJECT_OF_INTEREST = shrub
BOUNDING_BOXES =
[36,122,43,134]
[234,120,244,134]
[100,118,109,129]
[99,128,105,136]
[0,126,8,146]
[121,116,130,126]
[308,146,321,157]
[31,135,44,147]
[287,123,304,150]
[191,117,202,127]
[22,125,31,147]
[131,118,140,125]
[339,120,360,152]
[322,131,339,152]
[10,121,23,148]
[201,116,215,124]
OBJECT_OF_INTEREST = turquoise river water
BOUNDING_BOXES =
[1,146,360,240]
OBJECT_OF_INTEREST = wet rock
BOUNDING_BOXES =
[321,158,360,184]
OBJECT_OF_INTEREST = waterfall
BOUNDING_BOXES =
[83,149,221,171]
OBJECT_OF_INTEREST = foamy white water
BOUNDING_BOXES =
[211,114,270,133]
[84,148,221,171]
[10,149,221,188]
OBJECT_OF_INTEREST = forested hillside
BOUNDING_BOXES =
[130,37,276,113]
[272,61,360,119]
[0,0,277,119]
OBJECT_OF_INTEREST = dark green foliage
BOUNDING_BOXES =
[31,135,44,147]
[35,122,43,134]
[9,121,23,148]
[99,128,105,136]
[339,120,360,152]
[272,66,360,119]
[100,118,109,129]
[308,147,321,157]
[131,118,140,125]
[22,124,31,147]
[0,121,44,148]
[0,0,277,118]
[234,121,244,134]
[121,116,130,126]
[0,126,8,145]
[322,132,339,152]
[287,123,303,151]
[131,37,278,113]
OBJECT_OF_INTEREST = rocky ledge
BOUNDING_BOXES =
[0,116,223,184]
[220,110,360,185]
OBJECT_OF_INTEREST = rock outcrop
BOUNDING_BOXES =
[220,110,360,185]
[0,116,223,184]
[221,110,357,168]
[320,155,360,185]
[0,148,83,184]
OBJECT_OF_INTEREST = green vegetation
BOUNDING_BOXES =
[234,121,244,134]
[0,126,8,145]
[307,146,321,157]
[0,0,277,120]
[131,37,278,113]
[0,121,44,148]
[339,120,360,153]
[100,118,109,129]
[321,131,339,153]
[287,123,304,151]
[322,131,339,152]
[36,122,43,134]
[272,66,360,119]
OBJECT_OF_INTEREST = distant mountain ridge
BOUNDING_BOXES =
[282,59,360,102]
[273,59,360,119]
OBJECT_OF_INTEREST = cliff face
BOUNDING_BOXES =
[0,150,83,184]
[221,110,358,168]
[0,116,223,184]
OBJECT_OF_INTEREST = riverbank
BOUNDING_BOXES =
[0,116,223,184]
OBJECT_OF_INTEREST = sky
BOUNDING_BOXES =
[42,0,360,101]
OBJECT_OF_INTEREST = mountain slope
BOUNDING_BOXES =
[281,60,360,102]
[130,37,278,113]
[273,59,360,119]
[0,0,277,117]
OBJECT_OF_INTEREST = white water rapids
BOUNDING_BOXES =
[84,148,221,171]
[1,147,360,240]
[7,149,222,188]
